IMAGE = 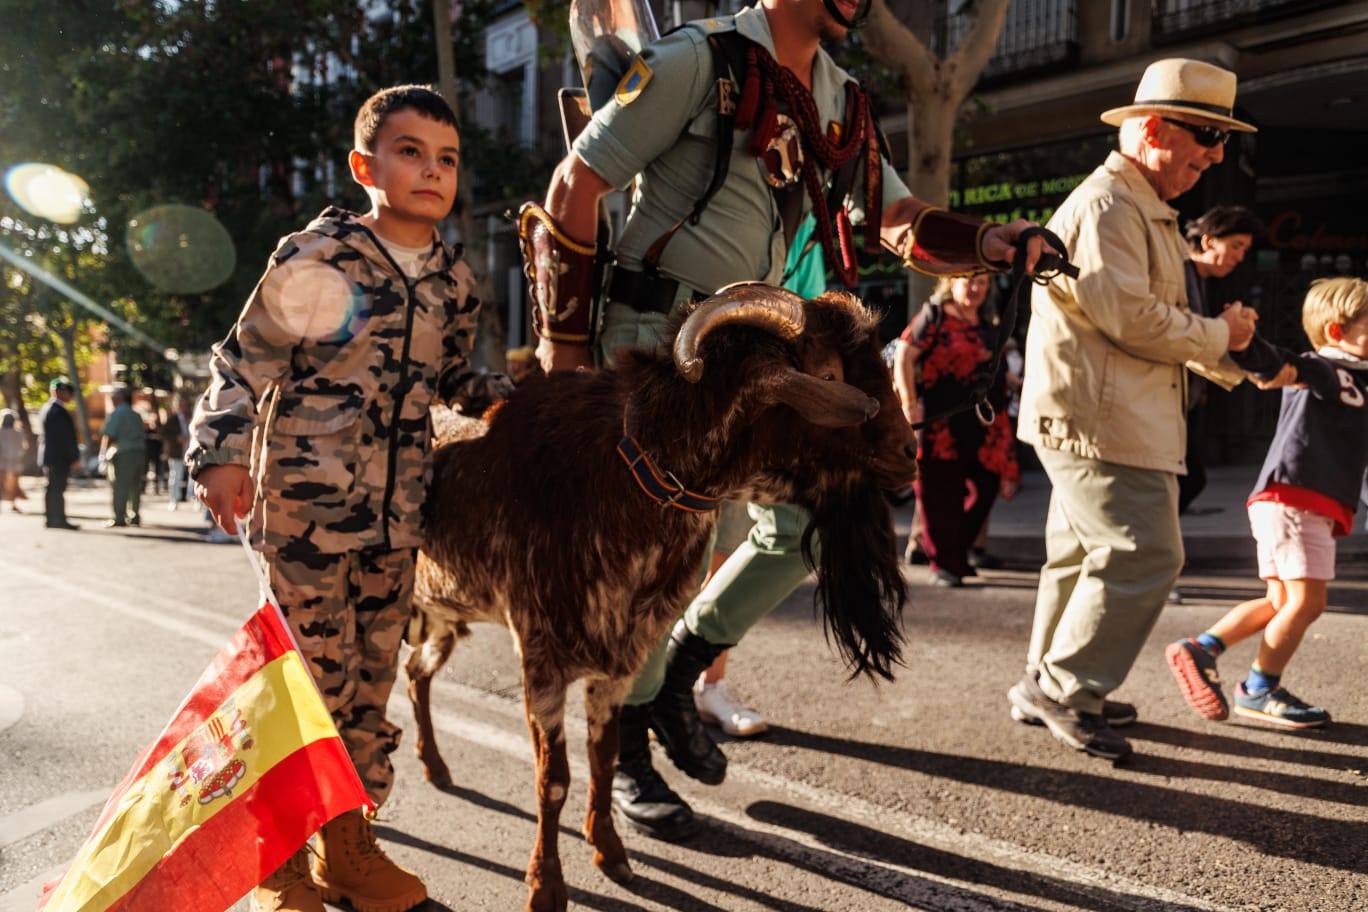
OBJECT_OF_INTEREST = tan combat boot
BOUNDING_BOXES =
[312,810,427,912]
[252,847,325,912]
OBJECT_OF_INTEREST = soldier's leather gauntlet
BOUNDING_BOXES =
[518,202,601,346]
[898,207,1002,277]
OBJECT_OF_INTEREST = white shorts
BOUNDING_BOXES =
[1248,501,1337,581]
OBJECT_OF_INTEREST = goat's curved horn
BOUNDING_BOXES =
[673,282,806,382]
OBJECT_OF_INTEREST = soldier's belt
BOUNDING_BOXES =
[518,202,600,345]
[899,208,1000,277]
[607,269,707,316]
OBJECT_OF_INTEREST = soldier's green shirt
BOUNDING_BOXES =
[187,208,507,556]
[572,3,910,294]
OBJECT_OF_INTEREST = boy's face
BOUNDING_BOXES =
[350,109,461,224]
[1328,313,1368,358]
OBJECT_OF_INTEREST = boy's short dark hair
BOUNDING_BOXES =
[354,84,458,152]
[1184,206,1264,251]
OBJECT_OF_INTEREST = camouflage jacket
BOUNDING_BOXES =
[187,207,506,555]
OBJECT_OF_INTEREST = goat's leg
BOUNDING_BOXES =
[583,678,633,885]
[523,674,571,912]
[405,625,458,787]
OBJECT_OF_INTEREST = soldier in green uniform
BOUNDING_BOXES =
[523,0,1054,841]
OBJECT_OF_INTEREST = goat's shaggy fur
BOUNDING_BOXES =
[409,291,917,911]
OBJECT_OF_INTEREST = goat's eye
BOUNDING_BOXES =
[822,372,836,381]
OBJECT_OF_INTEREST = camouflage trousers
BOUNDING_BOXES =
[267,547,416,807]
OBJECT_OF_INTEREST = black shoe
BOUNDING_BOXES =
[45,520,80,530]
[1007,674,1132,760]
[650,622,729,785]
[128,516,141,527]
[612,705,698,842]
[904,543,930,566]
[929,568,963,588]
[104,519,127,528]
[968,548,1003,570]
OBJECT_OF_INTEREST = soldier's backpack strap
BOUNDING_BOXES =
[642,30,750,278]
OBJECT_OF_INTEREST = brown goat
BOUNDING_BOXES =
[408,284,918,911]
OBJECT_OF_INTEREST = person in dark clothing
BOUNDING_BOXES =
[38,378,81,530]
[1179,205,1263,514]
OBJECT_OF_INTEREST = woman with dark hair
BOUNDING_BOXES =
[1180,205,1264,515]
[894,275,1019,587]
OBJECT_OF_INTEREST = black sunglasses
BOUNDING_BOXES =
[1162,118,1231,148]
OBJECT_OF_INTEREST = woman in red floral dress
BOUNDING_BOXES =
[893,275,1020,586]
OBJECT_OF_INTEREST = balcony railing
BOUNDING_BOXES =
[1152,0,1342,38]
[943,0,1079,82]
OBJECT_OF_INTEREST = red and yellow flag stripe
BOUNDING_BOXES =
[41,605,369,912]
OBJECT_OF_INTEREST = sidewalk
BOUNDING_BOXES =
[892,462,1368,579]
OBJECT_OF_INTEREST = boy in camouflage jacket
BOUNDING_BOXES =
[189,85,508,912]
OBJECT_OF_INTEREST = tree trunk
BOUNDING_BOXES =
[861,0,1010,321]
[434,0,507,373]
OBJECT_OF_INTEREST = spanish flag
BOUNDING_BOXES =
[39,599,371,911]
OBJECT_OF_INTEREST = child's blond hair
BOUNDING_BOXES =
[1303,277,1368,348]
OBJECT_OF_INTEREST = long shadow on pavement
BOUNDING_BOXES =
[743,800,1213,912]
[375,823,652,912]
[1125,721,1368,772]
[764,725,1368,875]
[426,783,1035,911]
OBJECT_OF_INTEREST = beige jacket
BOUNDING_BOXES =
[1018,152,1246,474]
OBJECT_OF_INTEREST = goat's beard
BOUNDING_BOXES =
[800,477,907,681]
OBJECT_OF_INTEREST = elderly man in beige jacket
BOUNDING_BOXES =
[1008,59,1264,761]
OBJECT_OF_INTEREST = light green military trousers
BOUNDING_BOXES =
[597,301,817,706]
[1027,446,1184,714]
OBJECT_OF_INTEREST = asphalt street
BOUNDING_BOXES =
[1,479,1365,912]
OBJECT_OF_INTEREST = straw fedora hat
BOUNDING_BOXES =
[1101,58,1256,132]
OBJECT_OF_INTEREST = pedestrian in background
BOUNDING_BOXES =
[144,417,165,496]
[1010,59,1264,761]
[894,274,1019,587]
[1167,277,1368,730]
[100,387,147,528]
[38,378,80,531]
[0,409,28,513]
[1180,205,1263,515]
[165,394,192,509]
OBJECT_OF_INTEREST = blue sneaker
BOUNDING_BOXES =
[1233,683,1330,729]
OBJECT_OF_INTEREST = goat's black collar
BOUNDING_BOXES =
[615,407,721,513]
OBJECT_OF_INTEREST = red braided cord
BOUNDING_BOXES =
[748,46,879,287]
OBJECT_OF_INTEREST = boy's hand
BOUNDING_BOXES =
[1252,362,1302,391]
[196,464,254,535]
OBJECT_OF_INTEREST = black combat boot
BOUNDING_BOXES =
[649,621,729,785]
[611,704,698,841]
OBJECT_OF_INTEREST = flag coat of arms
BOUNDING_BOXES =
[40,598,371,912]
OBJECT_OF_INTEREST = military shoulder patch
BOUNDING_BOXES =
[615,57,653,107]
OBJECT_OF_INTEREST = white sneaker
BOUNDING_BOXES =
[694,680,768,737]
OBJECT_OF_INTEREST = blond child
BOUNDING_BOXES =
[1167,278,1368,729]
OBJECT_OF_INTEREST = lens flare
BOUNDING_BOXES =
[4,163,90,224]
[126,204,236,294]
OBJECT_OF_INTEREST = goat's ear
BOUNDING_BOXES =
[761,368,880,428]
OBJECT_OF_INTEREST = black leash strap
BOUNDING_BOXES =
[911,227,1077,431]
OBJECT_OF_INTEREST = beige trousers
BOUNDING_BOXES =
[1028,446,1184,713]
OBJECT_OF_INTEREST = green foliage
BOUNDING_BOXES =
[0,0,524,401]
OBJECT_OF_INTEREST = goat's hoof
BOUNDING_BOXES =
[525,882,569,912]
[595,857,634,885]
[421,760,453,788]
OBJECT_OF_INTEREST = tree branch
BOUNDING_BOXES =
[862,0,936,98]
[947,0,1009,101]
